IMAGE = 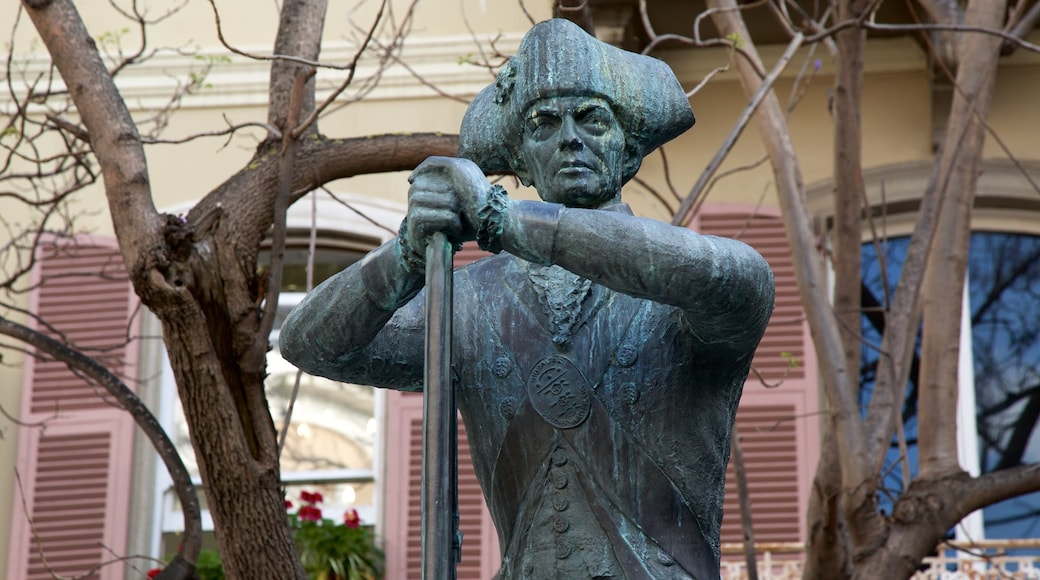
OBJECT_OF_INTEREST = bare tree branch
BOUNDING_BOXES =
[671,33,802,226]
[0,315,202,580]
[1003,0,1040,54]
[705,0,881,553]
[21,0,162,275]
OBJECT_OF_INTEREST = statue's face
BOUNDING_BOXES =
[519,96,627,208]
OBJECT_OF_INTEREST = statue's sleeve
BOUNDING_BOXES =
[278,239,427,391]
[501,201,775,354]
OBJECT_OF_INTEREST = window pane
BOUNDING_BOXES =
[860,236,920,508]
[861,232,1040,538]
[285,481,377,524]
[969,232,1040,539]
[267,351,376,472]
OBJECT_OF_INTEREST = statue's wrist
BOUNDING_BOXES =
[476,184,509,254]
[502,200,563,265]
[361,239,425,311]
[396,217,426,275]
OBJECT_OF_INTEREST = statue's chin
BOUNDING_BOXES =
[540,184,620,209]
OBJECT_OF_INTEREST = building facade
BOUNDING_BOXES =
[1,1,1039,578]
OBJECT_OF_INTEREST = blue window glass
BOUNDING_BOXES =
[861,232,1040,538]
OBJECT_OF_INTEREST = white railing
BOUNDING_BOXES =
[721,543,805,579]
[720,540,1040,579]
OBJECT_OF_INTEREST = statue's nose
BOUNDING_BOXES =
[559,117,583,151]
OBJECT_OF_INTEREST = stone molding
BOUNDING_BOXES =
[2,33,523,112]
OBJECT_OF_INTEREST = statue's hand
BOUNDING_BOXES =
[405,158,469,250]
[409,156,491,240]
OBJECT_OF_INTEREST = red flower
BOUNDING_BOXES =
[298,504,323,522]
[344,508,361,528]
[285,499,293,510]
[299,490,324,504]
[146,568,162,579]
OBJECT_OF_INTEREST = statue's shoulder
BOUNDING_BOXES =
[457,252,521,279]
[451,252,524,294]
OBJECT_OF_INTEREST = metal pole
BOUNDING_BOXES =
[422,231,459,579]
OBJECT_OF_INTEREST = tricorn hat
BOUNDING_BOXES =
[458,18,695,182]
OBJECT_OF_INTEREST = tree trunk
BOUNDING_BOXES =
[704,0,883,566]
[917,0,1004,479]
[140,207,307,577]
[849,0,1006,575]
[803,432,851,579]
[803,2,869,574]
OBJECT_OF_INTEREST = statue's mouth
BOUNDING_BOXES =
[558,160,595,175]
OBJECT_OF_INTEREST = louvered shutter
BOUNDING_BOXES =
[7,238,138,580]
[383,392,500,579]
[692,206,820,545]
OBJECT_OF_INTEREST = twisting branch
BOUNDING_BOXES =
[639,0,768,78]
[1003,0,1040,54]
[671,33,803,227]
[320,186,399,236]
[0,315,201,580]
[803,19,1040,54]
[142,117,284,145]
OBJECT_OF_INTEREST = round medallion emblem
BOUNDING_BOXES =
[526,355,591,429]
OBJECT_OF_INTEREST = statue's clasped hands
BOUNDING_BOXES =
[406,156,492,251]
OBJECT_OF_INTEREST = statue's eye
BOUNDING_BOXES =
[577,109,612,135]
[526,114,559,141]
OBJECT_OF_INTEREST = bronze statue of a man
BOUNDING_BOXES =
[281,19,774,579]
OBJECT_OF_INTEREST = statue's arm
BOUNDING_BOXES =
[501,201,775,351]
[278,239,427,390]
[402,155,773,352]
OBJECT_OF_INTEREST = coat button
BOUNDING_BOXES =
[499,396,518,420]
[657,548,675,566]
[493,356,512,378]
[620,383,639,405]
[552,495,569,512]
[552,516,570,533]
[616,344,637,367]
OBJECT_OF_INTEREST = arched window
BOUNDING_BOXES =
[809,159,1040,542]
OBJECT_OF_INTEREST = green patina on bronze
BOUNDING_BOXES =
[281,19,774,579]
[459,18,695,185]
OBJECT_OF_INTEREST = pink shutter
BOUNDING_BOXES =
[692,205,820,544]
[7,237,138,580]
[720,405,801,543]
[384,392,500,579]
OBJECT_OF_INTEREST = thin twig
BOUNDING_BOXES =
[671,32,804,226]
[805,19,1040,53]
[321,186,399,236]
[205,0,359,70]
[292,0,391,138]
